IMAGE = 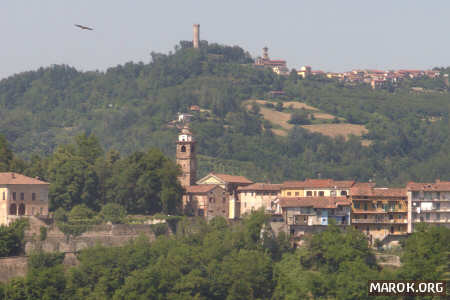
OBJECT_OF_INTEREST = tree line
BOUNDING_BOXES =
[0,212,448,299]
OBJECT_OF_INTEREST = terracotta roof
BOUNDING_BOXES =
[350,187,406,197]
[237,183,281,192]
[211,173,253,184]
[278,196,350,209]
[406,181,450,191]
[0,173,49,185]
[185,184,221,194]
[282,179,355,189]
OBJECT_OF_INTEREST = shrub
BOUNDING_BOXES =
[99,203,127,224]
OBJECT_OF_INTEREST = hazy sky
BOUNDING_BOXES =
[1,1,449,79]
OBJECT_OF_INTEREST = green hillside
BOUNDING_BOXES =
[0,41,449,185]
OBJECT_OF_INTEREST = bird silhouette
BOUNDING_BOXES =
[75,24,93,31]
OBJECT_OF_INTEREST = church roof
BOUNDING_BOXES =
[0,173,49,185]
[210,173,253,184]
[185,184,221,194]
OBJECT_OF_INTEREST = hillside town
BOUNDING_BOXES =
[255,46,445,89]
[2,120,448,249]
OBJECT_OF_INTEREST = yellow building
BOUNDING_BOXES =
[0,172,49,225]
[281,179,355,198]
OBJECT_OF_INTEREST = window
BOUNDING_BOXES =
[2,192,4,200]
[354,202,360,209]
[20,193,24,200]
[398,214,402,219]
[425,213,430,220]
[32,193,36,201]
[363,214,367,219]
[377,201,382,209]
[436,213,440,220]
[389,214,393,220]
[287,192,291,196]
[341,191,347,196]
[9,204,17,215]
[330,190,336,196]
[40,207,43,215]
[295,192,299,196]
[363,203,368,211]
[181,145,186,152]
[319,191,324,196]
[306,191,312,196]
[12,192,16,201]
[436,202,440,210]
[198,209,204,216]
[398,203,402,209]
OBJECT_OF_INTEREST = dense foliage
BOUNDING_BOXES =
[0,41,449,185]
[0,215,448,299]
[0,219,28,257]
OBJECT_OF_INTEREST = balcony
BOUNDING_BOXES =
[352,218,407,224]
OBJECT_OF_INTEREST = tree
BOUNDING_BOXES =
[288,110,311,125]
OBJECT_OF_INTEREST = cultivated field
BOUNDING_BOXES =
[244,99,370,143]
[301,124,368,138]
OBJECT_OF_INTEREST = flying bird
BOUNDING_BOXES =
[75,24,93,31]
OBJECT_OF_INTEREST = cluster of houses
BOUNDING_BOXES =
[0,124,448,247]
[177,124,450,245]
[254,47,443,89]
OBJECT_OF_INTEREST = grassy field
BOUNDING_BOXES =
[244,99,370,143]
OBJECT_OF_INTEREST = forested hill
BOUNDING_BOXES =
[0,41,449,185]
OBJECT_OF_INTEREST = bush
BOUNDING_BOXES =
[150,223,168,237]
[55,205,99,237]
[0,219,29,256]
[99,203,126,224]
[289,110,311,125]
[39,226,47,241]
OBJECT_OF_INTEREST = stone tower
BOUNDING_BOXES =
[176,125,197,188]
[263,46,269,60]
[193,24,200,48]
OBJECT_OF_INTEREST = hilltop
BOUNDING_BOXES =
[0,41,449,184]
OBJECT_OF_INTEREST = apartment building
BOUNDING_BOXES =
[237,183,281,216]
[407,180,450,232]
[350,186,408,243]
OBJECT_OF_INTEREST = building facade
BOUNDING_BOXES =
[407,181,450,232]
[184,184,228,220]
[281,179,355,198]
[276,196,351,240]
[350,186,408,242]
[237,183,281,216]
[196,173,253,219]
[0,173,49,225]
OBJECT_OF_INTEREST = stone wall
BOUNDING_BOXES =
[24,223,156,254]
[0,256,28,282]
[0,220,160,282]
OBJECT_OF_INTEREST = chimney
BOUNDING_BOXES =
[193,24,200,49]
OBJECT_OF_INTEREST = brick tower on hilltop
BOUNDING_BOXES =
[176,124,197,188]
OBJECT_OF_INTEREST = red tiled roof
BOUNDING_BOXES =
[0,173,49,185]
[278,196,350,209]
[350,187,406,197]
[211,173,253,184]
[185,184,220,194]
[282,179,355,189]
[237,183,281,192]
[406,181,450,191]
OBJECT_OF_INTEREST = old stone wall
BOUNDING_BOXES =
[0,256,28,282]
[0,221,159,282]
[24,223,156,254]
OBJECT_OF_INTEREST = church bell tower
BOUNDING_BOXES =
[176,125,197,188]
